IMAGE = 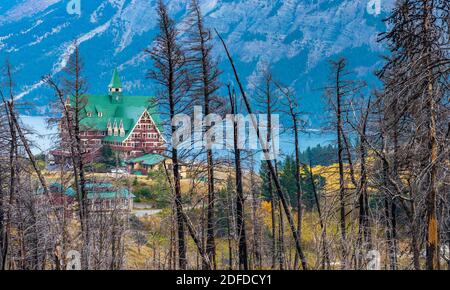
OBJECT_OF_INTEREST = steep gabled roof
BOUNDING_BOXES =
[67,69,163,143]
[109,68,122,88]
[71,94,162,141]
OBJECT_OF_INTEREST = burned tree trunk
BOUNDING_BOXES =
[275,81,305,269]
[227,86,248,270]
[147,0,189,269]
[185,0,221,268]
[217,30,308,269]
[333,59,348,269]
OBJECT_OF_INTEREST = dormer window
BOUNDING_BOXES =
[119,120,125,137]
[107,120,112,136]
[113,120,118,136]
[98,112,103,117]
[87,112,92,117]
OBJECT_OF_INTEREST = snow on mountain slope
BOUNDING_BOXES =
[0,0,394,124]
[0,0,62,25]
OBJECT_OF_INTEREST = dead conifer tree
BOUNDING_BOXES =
[216,29,308,270]
[378,0,449,270]
[275,80,307,269]
[45,42,91,268]
[185,0,222,269]
[227,85,248,270]
[146,0,191,269]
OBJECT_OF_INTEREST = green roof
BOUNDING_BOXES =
[66,70,164,144]
[52,182,135,199]
[76,95,160,129]
[86,188,134,199]
[126,153,166,166]
[70,99,161,143]
[109,68,122,88]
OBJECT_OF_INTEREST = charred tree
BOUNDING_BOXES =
[147,0,189,269]
[185,0,221,269]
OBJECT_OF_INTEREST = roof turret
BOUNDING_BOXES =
[109,68,122,89]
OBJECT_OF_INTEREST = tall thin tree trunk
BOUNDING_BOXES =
[292,107,304,270]
[309,158,330,269]
[249,154,261,269]
[226,192,233,270]
[217,30,308,269]
[263,77,278,270]
[228,87,248,270]
[269,173,277,269]
[334,60,347,269]
[423,0,439,270]
[277,197,285,270]
[357,100,372,268]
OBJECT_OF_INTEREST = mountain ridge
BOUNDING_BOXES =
[0,0,394,125]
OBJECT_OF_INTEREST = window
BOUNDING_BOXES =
[98,112,103,117]
[87,112,92,117]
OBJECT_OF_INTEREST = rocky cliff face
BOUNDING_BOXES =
[0,0,393,123]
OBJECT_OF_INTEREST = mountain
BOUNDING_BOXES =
[0,0,394,125]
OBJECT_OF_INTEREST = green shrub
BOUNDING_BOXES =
[132,177,139,186]
[135,186,153,199]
